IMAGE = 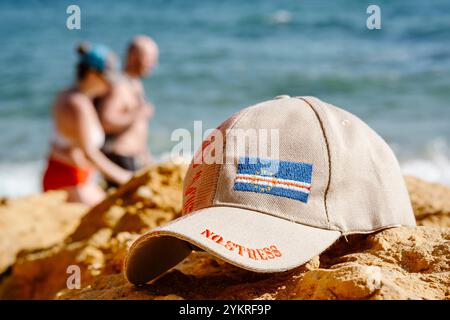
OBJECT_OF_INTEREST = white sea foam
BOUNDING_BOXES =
[0,160,45,198]
[399,138,450,185]
[402,158,450,185]
[268,10,293,25]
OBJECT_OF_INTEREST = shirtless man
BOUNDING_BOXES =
[96,35,159,187]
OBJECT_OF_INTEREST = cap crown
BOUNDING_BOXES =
[182,96,415,233]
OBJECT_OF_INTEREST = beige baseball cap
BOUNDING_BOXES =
[125,96,416,285]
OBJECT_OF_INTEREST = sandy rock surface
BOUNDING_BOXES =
[0,163,448,300]
[405,176,450,227]
[0,192,86,274]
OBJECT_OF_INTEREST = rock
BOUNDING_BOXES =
[0,162,186,299]
[0,229,138,300]
[67,162,187,242]
[0,164,449,300]
[294,265,383,299]
[293,227,449,299]
[0,191,86,274]
[405,176,450,227]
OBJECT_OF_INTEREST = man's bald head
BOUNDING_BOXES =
[126,35,159,77]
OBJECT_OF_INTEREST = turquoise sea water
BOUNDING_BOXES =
[0,0,449,196]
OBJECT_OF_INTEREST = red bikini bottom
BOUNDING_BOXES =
[43,157,93,191]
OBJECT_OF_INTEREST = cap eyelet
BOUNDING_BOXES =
[341,119,350,127]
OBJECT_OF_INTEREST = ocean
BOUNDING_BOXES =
[0,0,449,197]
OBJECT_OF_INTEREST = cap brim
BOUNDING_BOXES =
[125,206,341,285]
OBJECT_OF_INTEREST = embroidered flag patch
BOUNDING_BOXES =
[234,157,313,203]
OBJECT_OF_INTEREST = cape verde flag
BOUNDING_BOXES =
[234,157,313,203]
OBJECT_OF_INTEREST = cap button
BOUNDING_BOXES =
[274,95,290,99]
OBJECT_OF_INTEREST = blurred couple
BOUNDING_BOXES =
[42,35,159,206]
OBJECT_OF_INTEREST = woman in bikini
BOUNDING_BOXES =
[42,43,132,206]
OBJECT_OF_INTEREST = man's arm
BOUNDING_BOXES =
[97,84,138,134]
